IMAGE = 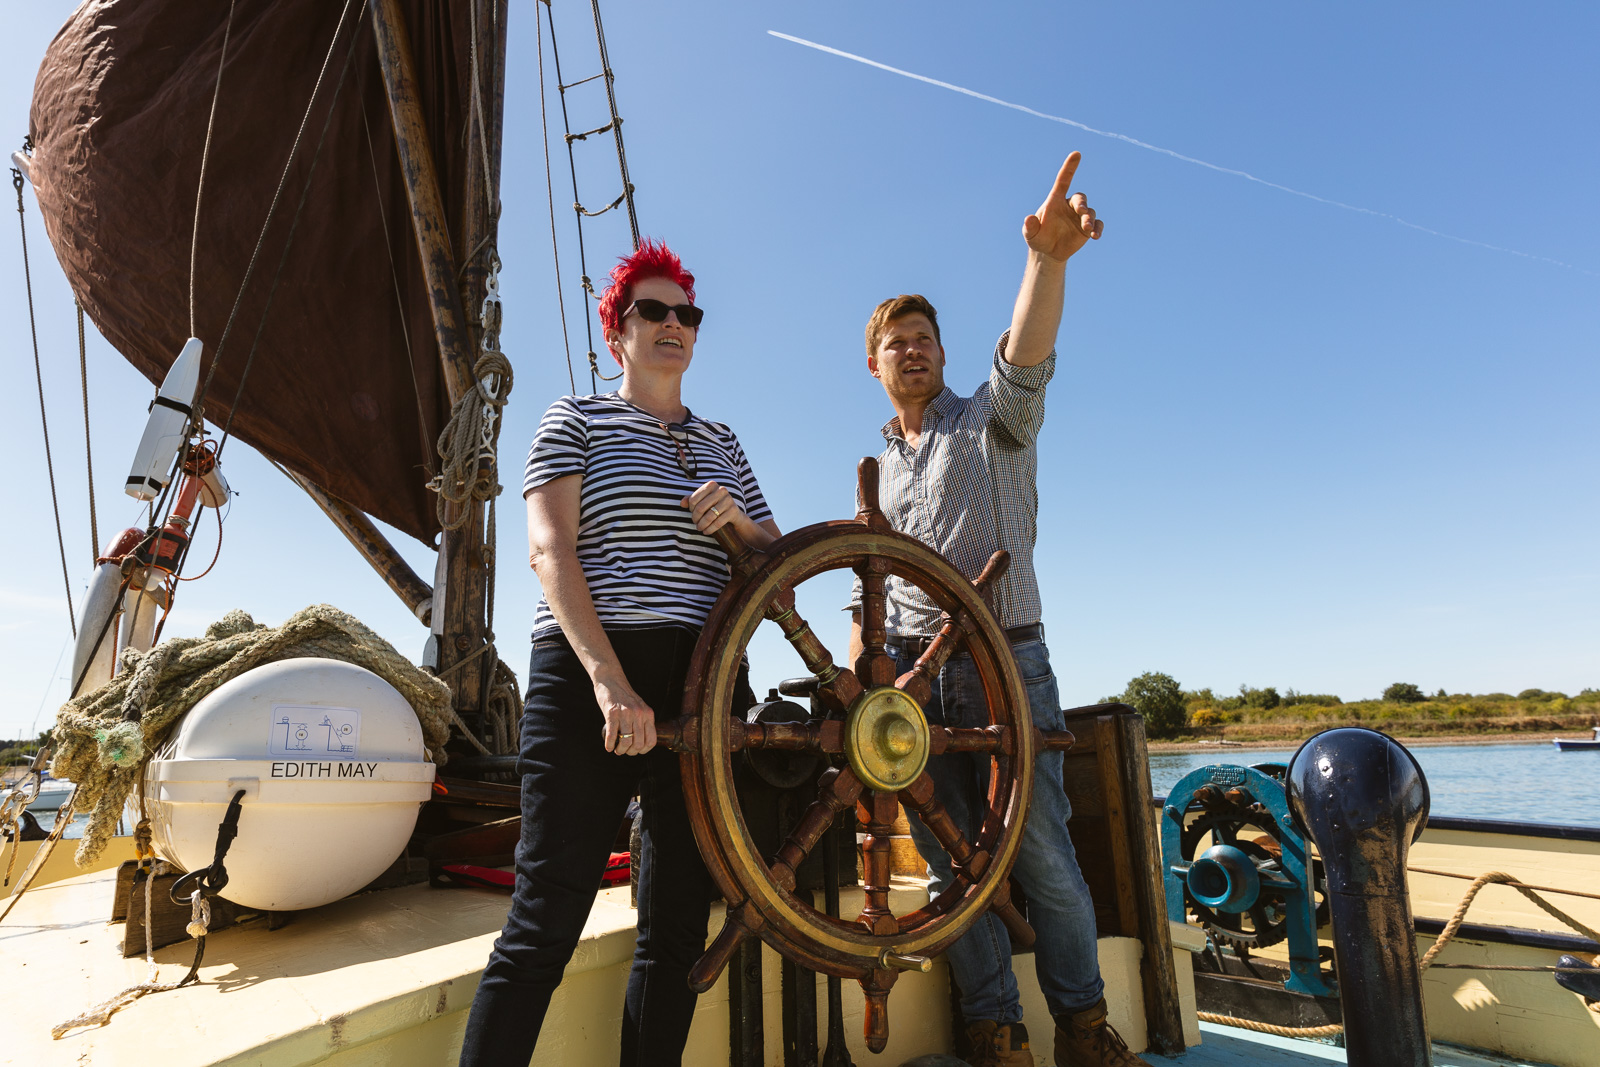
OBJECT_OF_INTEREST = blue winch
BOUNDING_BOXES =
[1160,763,1336,998]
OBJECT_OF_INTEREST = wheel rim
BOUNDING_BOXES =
[680,522,1036,975]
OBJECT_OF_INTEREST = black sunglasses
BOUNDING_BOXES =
[661,421,697,477]
[626,298,704,330]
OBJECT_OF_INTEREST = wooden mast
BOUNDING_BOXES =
[283,469,434,625]
[370,0,508,747]
[448,0,511,739]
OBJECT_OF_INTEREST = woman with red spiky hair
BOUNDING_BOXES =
[461,240,780,1067]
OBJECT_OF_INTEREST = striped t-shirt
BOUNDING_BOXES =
[523,393,773,635]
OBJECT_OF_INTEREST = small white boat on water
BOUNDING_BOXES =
[1552,726,1600,751]
[7,773,76,812]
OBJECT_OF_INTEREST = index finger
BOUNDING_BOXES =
[1048,152,1082,204]
[688,480,722,504]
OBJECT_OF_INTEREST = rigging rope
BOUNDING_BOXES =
[466,0,500,217]
[358,102,436,473]
[189,0,237,339]
[192,0,362,427]
[0,785,75,926]
[77,300,98,557]
[589,0,640,249]
[536,3,578,393]
[215,0,368,458]
[457,0,522,760]
[13,162,76,637]
[539,0,637,390]
[428,350,512,531]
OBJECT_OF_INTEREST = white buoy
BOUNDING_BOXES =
[125,337,202,501]
[144,657,435,912]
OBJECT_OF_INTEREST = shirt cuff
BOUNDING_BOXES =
[993,330,1056,387]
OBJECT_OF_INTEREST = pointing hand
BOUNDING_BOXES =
[1022,151,1103,262]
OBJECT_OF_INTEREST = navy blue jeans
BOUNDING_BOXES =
[892,638,1105,1024]
[460,626,746,1067]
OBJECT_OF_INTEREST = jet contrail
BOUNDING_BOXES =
[769,30,1592,277]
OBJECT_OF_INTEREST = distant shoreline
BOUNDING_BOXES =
[1147,731,1576,754]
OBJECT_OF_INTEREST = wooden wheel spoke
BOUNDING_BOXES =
[688,899,763,994]
[861,968,896,1054]
[729,717,845,756]
[893,613,966,708]
[898,772,989,891]
[853,554,895,687]
[855,789,903,936]
[895,550,1012,707]
[767,767,863,892]
[932,726,1011,755]
[764,588,863,714]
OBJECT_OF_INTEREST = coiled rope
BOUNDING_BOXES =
[1198,869,1600,1037]
[47,605,453,868]
[428,351,512,532]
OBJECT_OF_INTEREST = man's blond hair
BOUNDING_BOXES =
[865,294,942,357]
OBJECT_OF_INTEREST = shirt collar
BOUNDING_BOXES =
[881,387,959,443]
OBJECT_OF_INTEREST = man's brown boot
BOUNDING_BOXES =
[1053,999,1144,1067]
[962,1019,1034,1067]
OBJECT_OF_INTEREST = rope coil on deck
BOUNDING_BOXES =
[1198,868,1600,1037]
[49,606,454,867]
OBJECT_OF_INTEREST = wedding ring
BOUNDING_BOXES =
[619,731,634,738]
[711,506,721,517]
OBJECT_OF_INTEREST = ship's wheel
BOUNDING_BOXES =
[658,459,1076,1052]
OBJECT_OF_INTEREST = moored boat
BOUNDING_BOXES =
[22,772,75,812]
[1553,727,1600,751]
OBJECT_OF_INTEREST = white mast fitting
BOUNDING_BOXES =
[125,337,202,500]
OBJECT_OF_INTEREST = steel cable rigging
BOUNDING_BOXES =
[13,157,77,637]
[536,0,643,392]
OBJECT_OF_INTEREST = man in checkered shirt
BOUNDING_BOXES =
[848,153,1138,1067]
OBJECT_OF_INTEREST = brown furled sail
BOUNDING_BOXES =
[27,0,486,544]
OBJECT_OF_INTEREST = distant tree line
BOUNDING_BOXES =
[1103,674,1599,739]
[0,731,50,766]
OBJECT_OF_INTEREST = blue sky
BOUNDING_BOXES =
[2,2,1596,739]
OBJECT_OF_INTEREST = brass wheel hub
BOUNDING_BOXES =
[845,686,930,792]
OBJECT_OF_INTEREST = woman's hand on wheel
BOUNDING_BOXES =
[682,480,748,537]
[594,672,657,755]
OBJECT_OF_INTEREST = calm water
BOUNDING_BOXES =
[20,742,1600,838]
[1150,741,1600,828]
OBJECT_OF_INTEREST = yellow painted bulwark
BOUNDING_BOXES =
[6,867,1185,1066]
[1407,826,1600,1067]
[1,833,136,893]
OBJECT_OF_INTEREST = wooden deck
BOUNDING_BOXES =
[5,863,1165,1066]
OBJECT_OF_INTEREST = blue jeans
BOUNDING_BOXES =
[461,627,749,1067]
[891,638,1104,1023]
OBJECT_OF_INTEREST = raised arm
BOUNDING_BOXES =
[526,477,658,755]
[1005,151,1103,368]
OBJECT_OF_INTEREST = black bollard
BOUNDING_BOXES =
[1287,728,1431,1067]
